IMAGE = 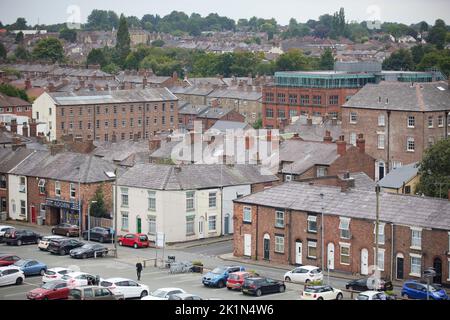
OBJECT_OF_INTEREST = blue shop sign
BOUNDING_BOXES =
[45,198,80,211]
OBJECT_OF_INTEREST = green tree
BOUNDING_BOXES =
[102,63,120,75]
[151,40,165,47]
[87,48,107,67]
[427,19,448,50]
[0,84,29,102]
[89,186,109,218]
[382,49,414,71]
[15,31,24,44]
[0,42,6,61]
[115,14,131,66]
[417,138,450,199]
[417,50,450,77]
[10,18,28,30]
[253,118,263,129]
[319,48,335,70]
[32,37,65,63]
[14,45,30,61]
[59,28,77,43]
[275,49,313,71]
[87,10,119,30]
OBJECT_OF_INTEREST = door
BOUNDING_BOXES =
[378,161,385,180]
[396,256,404,279]
[263,234,270,260]
[224,215,230,235]
[433,258,442,284]
[361,249,369,275]
[31,206,37,224]
[198,217,204,239]
[327,243,335,270]
[295,242,302,265]
[244,234,251,257]
[137,218,142,234]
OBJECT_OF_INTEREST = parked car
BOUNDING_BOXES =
[169,293,203,300]
[42,268,75,283]
[51,223,80,237]
[0,225,14,243]
[284,266,323,283]
[345,277,393,292]
[242,277,286,297]
[141,288,186,300]
[226,272,254,291]
[100,278,149,299]
[118,233,150,249]
[301,285,343,300]
[61,272,97,287]
[69,243,108,259]
[38,235,64,251]
[0,266,25,286]
[68,286,124,300]
[356,290,396,300]
[202,266,245,288]
[401,280,448,300]
[13,259,47,276]
[82,227,113,243]
[4,229,40,246]
[27,280,70,300]
[0,254,21,267]
[47,239,84,256]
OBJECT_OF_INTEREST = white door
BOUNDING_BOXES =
[244,234,251,257]
[295,242,302,265]
[198,218,204,239]
[327,243,335,270]
[361,249,369,275]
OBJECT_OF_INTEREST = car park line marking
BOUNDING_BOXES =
[251,291,294,300]
[150,273,199,280]
[172,277,205,284]
[3,291,29,298]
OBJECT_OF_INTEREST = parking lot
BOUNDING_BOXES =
[0,238,359,300]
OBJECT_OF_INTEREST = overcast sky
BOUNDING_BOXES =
[0,0,449,26]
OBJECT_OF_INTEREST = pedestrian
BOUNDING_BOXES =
[136,261,143,281]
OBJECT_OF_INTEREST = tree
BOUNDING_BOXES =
[14,45,30,61]
[32,37,65,63]
[115,14,131,66]
[0,42,6,61]
[0,84,29,102]
[416,138,450,199]
[427,19,448,50]
[382,49,414,71]
[417,50,450,77]
[275,49,313,71]
[253,117,263,129]
[87,48,107,66]
[12,18,28,30]
[102,63,120,75]
[59,28,77,43]
[87,10,119,30]
[89,186,109,218]
[151,40,165,47]
[15,31,24,44]
[319,48,335,70]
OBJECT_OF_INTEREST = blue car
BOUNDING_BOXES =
[13,259,47,276]
[401,280,448,300]
[202,266,245,288]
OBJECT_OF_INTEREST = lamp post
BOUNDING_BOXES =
[424,267,436,301]
[105,169,118,258]
[320,193,325,274]
[87,201,97,242]
[76,166,82,241]
[375,185,381,275]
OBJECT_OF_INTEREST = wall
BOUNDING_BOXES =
[222,185,251,235]
[8,174,27,221]
[32,92,56,141]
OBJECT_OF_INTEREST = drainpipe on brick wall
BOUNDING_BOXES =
[255,205,259,261]
[387,111,391,174]
[288,209,292,265]
[390,223,394,282]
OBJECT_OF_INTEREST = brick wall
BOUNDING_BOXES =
[329,146,376,180]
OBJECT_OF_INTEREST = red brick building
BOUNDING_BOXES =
[0,93,32,118]
[234,182,450,286]
[196,108,246,131]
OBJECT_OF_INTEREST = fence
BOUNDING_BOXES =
[87,216,113,229]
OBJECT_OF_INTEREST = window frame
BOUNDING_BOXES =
[340,243,351,265]
[275,210,285,228]
[339,218,351,240]
[307,240,317,259]
[243,207,252,223]
[275,235,285,254]
[307,215,317,233]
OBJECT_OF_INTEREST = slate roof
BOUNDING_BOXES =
[235,182,450,231]
[93,140,150,163]
[209,120,251,133]
[48,88,177,106]
[178,102,210,116]
[0,93,31,107]
[0,147,34,173]
[208,88,262,101]
[170,86,215,97]
[340,172,376,192]
[118,164,278,191]
[378,163,420,189]
[197,107,233,119]
[343,82,450,112]
[10,151,119,183]
[284,117,342,142]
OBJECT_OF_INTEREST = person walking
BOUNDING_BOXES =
[136,261,143,281]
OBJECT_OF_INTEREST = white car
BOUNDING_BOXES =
[0,225,14,242]
[0,266,25,286]
[355,291,392,300]
[284,266,323,283]
[100,278,150,299]
[38,235,64,251]
[301,285,343,300]
[61,272,97,288]
[42,267,75,283]
[141,288,186,300]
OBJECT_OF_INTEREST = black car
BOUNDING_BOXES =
[4,229,41,246]
[346,277,393,292]
[47,239,85,256]
[69,244,108,259]
[82,227,113,243]
[242,277,286,297]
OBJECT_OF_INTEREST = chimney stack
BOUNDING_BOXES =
[340,173,355,192]
[323,130,332,143]
[336,135,347,156]
[25,78,32,90]
[29,119,37,137]
[149,138,161,151]
[22,122,29,137]
[143,76,148,89]
[10,119,18,134]
[48,82,55,92]
[356,134,365,153]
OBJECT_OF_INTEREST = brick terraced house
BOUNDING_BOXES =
[234,182,450,285]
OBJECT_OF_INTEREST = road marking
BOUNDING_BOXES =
[251,291,295,300]
[4,291,28,298]
[151,273,200,280]
[172,277,204,284]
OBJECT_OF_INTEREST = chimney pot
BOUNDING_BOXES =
[323,130,332,143]
[336,135,347,156]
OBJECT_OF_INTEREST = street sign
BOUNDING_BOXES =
[156,232,165,248]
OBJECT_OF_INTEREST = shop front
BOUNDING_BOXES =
[45,198,82,227]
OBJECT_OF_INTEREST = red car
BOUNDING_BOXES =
[27,280,70,300]
[226,272,253,291]
[0,254,21,267]
[118,233,150,249]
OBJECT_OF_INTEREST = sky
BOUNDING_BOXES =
[0,0,449,26]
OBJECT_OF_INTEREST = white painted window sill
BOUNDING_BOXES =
[410,246,422,251]
[409,273,421,277]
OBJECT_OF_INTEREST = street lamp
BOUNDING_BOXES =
[87,201,97,242]
[105,169,118,258]
[76,166,82,241]
[320,193,325,274]
[375,184,381,274]
[424,267,436,301]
